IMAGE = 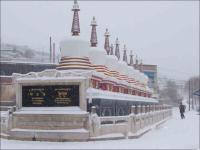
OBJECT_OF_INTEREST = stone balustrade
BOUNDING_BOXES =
[0,111,12,134]
[1,104,172,140]
[90,104,172,138]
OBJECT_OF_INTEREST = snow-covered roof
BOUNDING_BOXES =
[60,36,90,58]
[87,88,158,103]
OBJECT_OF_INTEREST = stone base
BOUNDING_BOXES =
[9,108,90,141]
[89,133,125,141]
[9,128,89,142]
[0,133,10,139]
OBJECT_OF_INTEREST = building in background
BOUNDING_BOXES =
[142,64,158,98]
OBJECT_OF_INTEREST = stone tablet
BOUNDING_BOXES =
[22,85,79,107]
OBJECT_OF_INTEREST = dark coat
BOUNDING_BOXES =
[179,104,186,113]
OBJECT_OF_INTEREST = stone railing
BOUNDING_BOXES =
[0,107,16,136]
[90,104,172,138]
[0,111,13,135]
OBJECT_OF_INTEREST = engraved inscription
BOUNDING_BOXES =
[22,85,79,107]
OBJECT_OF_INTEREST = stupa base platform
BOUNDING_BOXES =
[89,133,126,141]
[9,128,89,142]
[9,108,90,142]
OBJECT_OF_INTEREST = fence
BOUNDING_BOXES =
[90,104,172,138]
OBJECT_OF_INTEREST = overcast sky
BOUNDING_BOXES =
[1,1,199,81]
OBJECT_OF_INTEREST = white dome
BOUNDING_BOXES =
[60,36,90,57]
[139,73,143,82]
[140,73,148,85]
[144,75,149,85]
[89,47,107,65]
[134,70,140,82]
[127,66,134,87]
[105,55,118,71]
[127,66,134,77]
[117,61,128,75]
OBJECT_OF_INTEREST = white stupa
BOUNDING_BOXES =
[57,1,93,70]
[56,0,153,98]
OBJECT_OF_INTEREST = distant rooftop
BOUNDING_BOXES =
[142,64,157,72]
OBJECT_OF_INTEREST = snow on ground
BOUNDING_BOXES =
[1,108,199,149]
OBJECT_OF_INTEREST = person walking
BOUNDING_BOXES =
[179,102,186,119]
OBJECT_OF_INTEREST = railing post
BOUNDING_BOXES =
[142,105,146,128]
[131,105,136,114]
[138,105,142,114]
[146,105,149,125]
[154,104,157,111]
[145,105,148,113]
[150,105,153,124]
[142,105,146,114]
[135,105,141,131]
[129,105,136,134]
[135,105,138,114]
[91,106,96,114]
[90,106,100,137]
[149,105,151,112]
[155,105,158,111]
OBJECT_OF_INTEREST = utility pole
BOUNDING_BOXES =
[191,79,194,110]
[189,80,191,111]
[53,43,55,63]
[49,36,52,63]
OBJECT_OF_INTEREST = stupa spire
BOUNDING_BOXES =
[71,0,80,36]
[115,38,120,60]
[139,59,143,72]
[104,28,110,55]
[134,55,139,69]
[129,50,134,66]
[123,45,128,63]
[90,16,97,47]
[110,44,114,55]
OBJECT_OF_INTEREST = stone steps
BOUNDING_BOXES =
[9,128,89,142]
[0,133,10,139]
[9,109,90,141]
[0,100,16,106]
[90,133,125,141]
[0,106,13,111]
[12,111,89,130]
[0,100,16,111]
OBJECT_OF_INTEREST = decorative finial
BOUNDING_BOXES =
[134,55,139,69]
[104,28,110,55]
[71,0,80,36]
[139,59,143,72]
[110,44,114,55]
[115,38,120,60]
[129,50,134,66]
[135,55,138,65]
[123,45,128,63]
[90,16,98,47]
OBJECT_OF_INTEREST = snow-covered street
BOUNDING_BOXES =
[1,108,199,149]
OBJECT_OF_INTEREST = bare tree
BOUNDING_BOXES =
[184,76,199,93]
[184,76,200,110]
[160,80,181,106]
[23,50,35,58]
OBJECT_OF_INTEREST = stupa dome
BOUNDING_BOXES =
[105,55,118,70]
[134,70,140,82]
[57,36,93,70]
[89,47,107,65]
[127,66,134,77]
[60,36,90,58]
[117,61,128,75]
[144,75,148,85]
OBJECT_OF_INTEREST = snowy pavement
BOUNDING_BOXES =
[1,108,199,149]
